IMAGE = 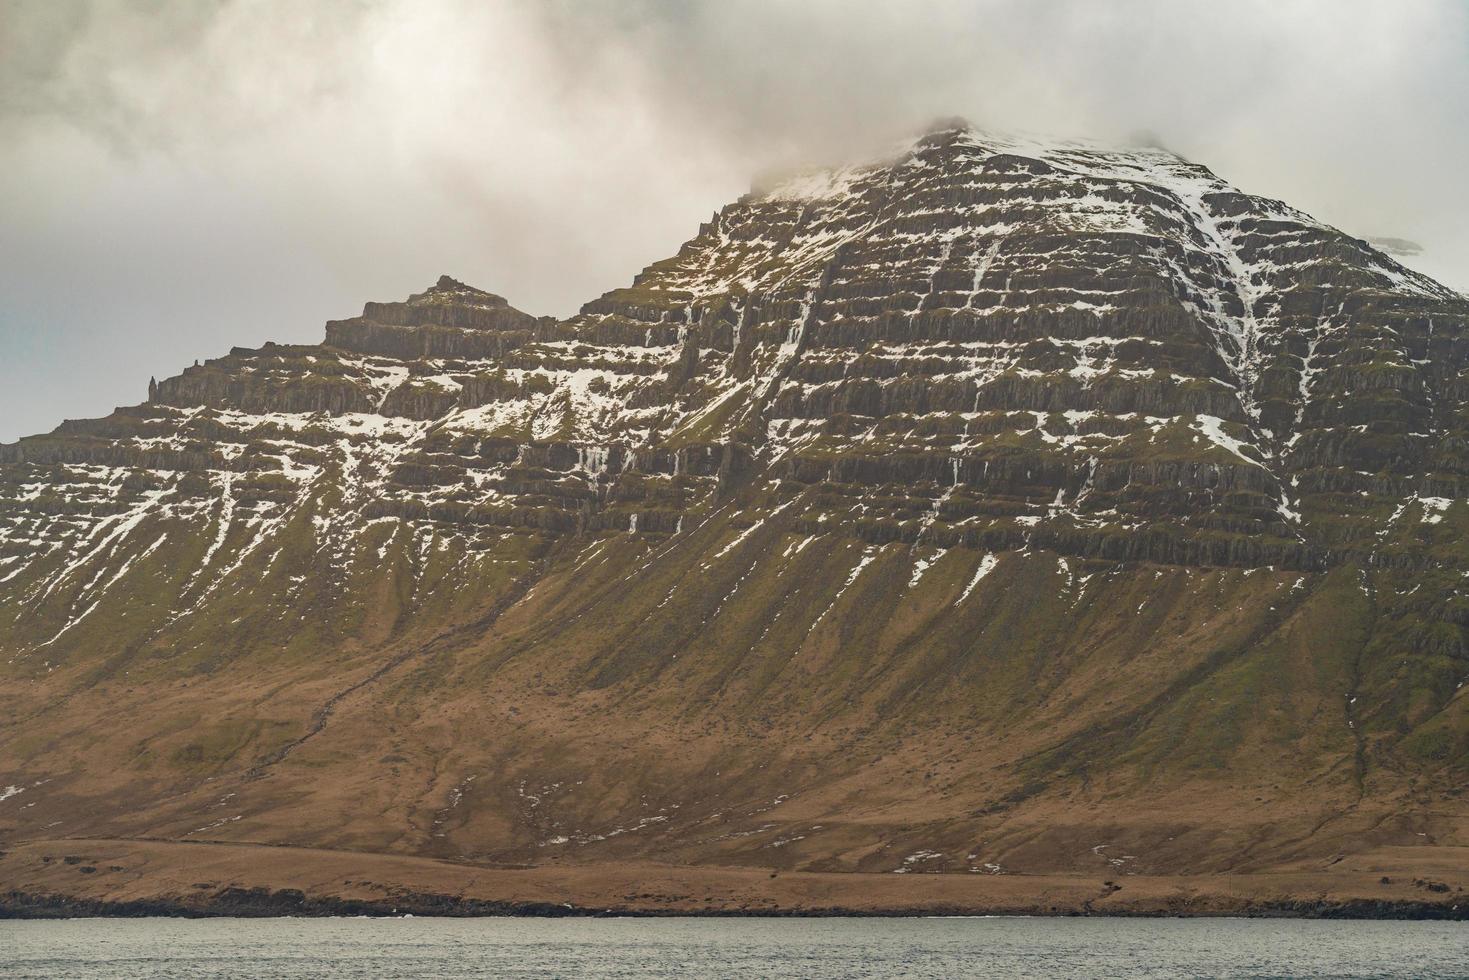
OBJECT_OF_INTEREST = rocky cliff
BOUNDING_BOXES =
[1,122,1467,902]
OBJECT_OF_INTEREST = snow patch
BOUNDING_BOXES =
[957,553,998,603]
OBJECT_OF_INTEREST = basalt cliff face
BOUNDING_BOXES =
[2,123,1467,910]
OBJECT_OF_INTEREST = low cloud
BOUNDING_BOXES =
[2,0,1466,440]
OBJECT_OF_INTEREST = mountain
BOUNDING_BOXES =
[2,121,1467,916]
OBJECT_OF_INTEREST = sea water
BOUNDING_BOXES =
[1,915,1465,978]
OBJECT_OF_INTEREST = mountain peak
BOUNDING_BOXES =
[408,275,513,309]
[424,274,498,300]
[750,122,1203,207]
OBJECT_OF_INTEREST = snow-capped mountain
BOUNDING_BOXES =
[1,122,1466,896]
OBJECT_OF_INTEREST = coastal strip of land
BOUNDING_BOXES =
[1,838,1464,919]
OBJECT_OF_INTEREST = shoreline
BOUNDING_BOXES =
[3,891,1468,921]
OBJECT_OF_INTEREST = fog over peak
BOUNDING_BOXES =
[3,0,1466,441]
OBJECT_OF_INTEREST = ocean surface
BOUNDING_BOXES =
[1,916,1465,978]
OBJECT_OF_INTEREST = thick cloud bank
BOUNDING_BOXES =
[2,0,1465,441]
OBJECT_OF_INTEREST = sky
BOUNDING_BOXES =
[2,0,1467,442]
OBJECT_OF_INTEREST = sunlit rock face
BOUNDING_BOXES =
[1,122,1466,874]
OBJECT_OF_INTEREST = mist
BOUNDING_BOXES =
[3,0,1466,442]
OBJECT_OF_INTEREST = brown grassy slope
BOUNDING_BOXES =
[1,484,1465,897]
